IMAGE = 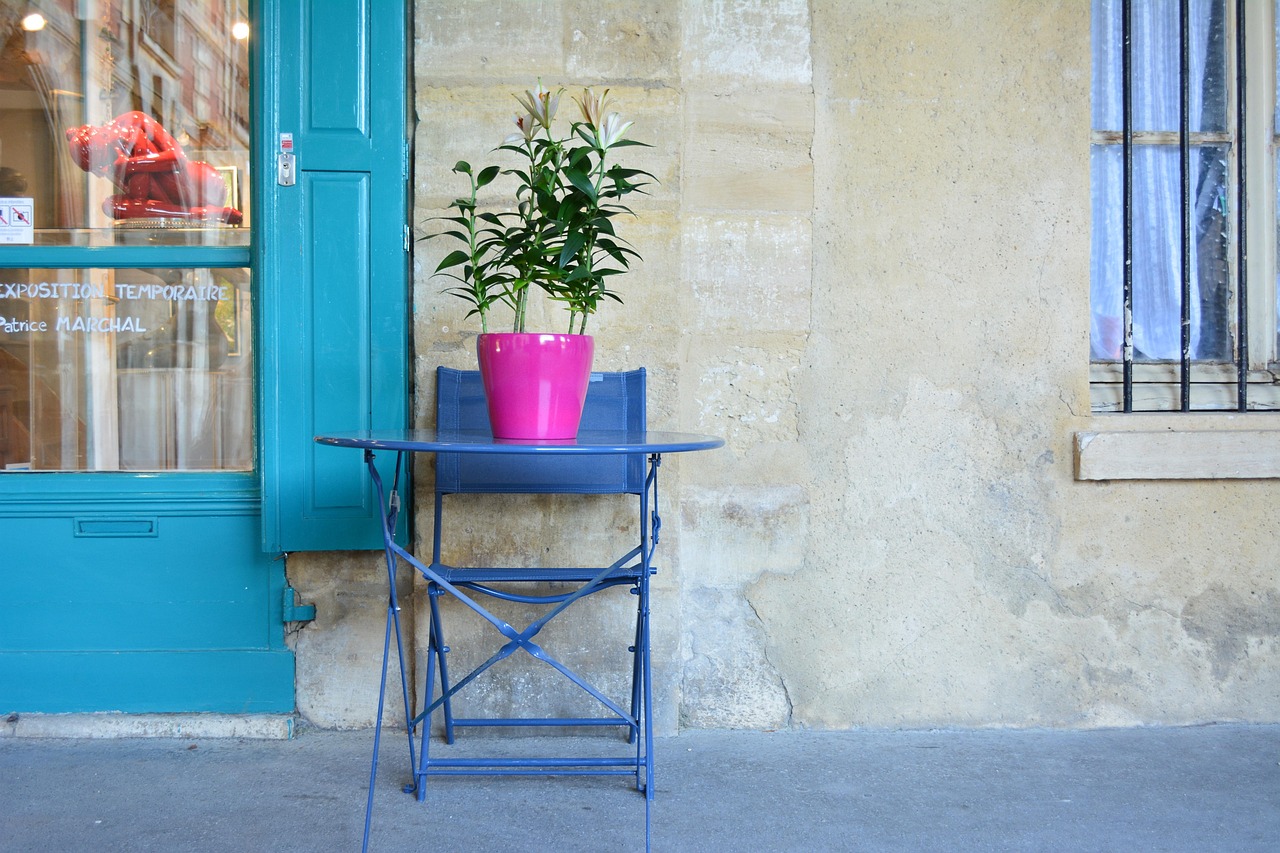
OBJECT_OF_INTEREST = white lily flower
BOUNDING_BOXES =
[514,82,560,130]
[597,112,633,150]
[504,112,539,145]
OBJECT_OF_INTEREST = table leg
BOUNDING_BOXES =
[362,451,419,847]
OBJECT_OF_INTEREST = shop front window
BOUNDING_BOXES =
[0,2,252,472]
[1,266,252,471]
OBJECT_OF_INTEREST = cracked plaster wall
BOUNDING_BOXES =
[291,0,1280,731]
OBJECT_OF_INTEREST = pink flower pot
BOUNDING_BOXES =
[476,333,595,439]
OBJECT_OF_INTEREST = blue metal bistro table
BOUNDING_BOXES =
[314,428,723,851]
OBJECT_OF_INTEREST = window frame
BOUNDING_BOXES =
[0,3,256,479]
[1081,0,1280,480]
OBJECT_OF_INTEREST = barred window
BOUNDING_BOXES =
[1090,0,1280,411]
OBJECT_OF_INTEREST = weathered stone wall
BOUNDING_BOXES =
[291,0,1280,731]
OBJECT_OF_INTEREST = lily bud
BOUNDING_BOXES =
[574,87,613,130]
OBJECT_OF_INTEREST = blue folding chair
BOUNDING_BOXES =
[414,367,656,829]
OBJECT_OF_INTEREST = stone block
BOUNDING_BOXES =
[682,0,812,87]
[415,0,565,81]
[678,332,805,449]
[681,215,812,334]
[679,484,809,588]
[565,0,680,80]
[684,87,814,212]
[287,552,413,729]
[679,587,792,729]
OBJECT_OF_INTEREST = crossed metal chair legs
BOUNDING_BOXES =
[360,448,661,852]
[414,563,654,787]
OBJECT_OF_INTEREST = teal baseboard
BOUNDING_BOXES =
[0,650,295,714]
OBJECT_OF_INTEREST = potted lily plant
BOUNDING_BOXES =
[427,83,653,439]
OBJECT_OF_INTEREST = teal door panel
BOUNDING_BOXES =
[306,5,368,132]
[304,172,375,515]
[0,484,294,713]
[0,515,281,652]
[259,0,410,552]
[0,651,294,714]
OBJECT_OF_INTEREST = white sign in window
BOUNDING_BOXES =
[0,198,34,245]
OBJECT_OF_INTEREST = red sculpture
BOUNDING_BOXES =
[65,111,243,225]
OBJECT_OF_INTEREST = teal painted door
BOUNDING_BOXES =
[0,1,407,713]
[260,0,410,552]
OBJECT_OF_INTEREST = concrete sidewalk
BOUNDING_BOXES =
[2,724,1278,852]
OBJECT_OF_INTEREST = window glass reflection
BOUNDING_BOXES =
[0,267,252,471]
[0,1,250,246]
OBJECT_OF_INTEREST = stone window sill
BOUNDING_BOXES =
[1074,416,1280,480]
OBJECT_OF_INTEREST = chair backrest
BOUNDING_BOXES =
[434,367,646,495]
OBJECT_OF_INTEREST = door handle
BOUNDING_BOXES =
[277,151,296,186]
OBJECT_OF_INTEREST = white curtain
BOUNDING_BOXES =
[1091,0,1226,361]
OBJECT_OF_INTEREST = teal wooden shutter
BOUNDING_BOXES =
[259,0,409,551]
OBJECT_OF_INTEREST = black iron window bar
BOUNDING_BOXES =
[1118,0,1252,412]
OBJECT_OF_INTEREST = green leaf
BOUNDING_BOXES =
[434,249,472,273]
[554,195,586,224]
[476,165,501,188]
[452,161,472,174]
[563,167,597,202]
